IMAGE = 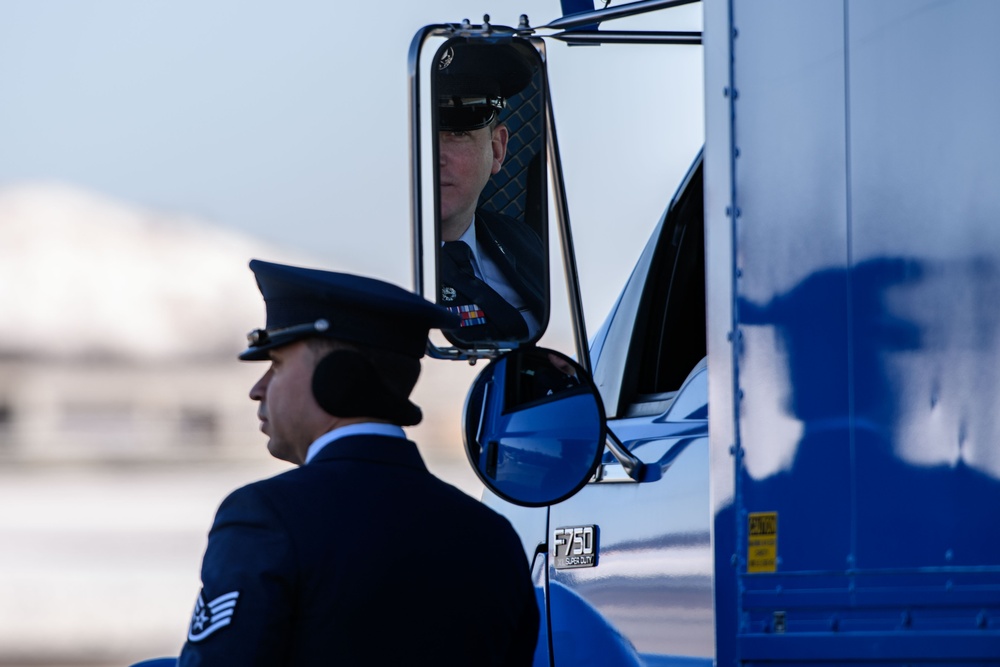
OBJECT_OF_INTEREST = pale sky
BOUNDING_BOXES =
[0,0,704,335]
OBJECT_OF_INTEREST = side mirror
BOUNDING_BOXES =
[430,35,549,350]
[463,347,606,507]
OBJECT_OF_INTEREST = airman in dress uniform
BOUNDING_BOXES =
[173,259,539,666]
[436,39,547,343]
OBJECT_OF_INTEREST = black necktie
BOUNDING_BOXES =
[440,241,528,342]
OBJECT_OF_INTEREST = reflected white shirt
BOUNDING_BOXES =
[304,423,406,465]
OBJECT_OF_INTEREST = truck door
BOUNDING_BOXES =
[547,158,713,666]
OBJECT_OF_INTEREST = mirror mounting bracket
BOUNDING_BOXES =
[542,0,698,31]
[604,430,647,482]
[425,343,511,363]
[439,18,531,40]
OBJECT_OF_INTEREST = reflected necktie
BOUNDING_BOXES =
[440,241,528,341]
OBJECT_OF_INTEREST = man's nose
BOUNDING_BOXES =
[249,369,271,401]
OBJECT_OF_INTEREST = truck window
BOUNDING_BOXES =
[619,160,706,415]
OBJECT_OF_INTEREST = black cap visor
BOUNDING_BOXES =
[438,96,504,131]
[239,319,331,361]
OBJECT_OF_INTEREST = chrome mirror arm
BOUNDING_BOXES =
[605,430,647,482]
[408,24,451,301]
[542,0,699,31]
[544,64,591,375]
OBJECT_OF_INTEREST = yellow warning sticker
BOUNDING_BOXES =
[747,512,778,573]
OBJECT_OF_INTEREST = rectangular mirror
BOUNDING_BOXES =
[429,34,549,351]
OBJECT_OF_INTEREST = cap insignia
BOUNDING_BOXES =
[438,46,454,70]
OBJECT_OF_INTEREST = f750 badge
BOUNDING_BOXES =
[553,525,598,569]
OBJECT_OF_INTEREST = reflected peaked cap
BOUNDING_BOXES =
[436,38,537,100]
[239,259,459,361]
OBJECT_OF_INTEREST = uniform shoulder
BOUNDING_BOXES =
[477,208,543,252]
[216,464,322,512]
[423,474,520,529]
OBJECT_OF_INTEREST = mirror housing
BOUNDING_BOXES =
[427,34,550,352]
[463,347,606,507]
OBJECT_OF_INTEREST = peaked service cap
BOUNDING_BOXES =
[239,259,459,361]
[436,38,538,131]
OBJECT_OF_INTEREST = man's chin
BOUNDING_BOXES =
[266,439,302,465]
[438,197,467,226]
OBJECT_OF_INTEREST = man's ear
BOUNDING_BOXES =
[490,124,509,175]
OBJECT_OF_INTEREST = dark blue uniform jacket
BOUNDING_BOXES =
[476,208,546,324]
[439,209,547,343]
[178,435,539,666]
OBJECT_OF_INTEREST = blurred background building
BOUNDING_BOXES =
[0,183,279,463]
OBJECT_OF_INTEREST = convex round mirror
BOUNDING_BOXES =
[463,347,606,507]
[432,36,549,349]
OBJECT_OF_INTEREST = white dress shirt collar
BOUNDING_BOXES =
[304,422,407,465]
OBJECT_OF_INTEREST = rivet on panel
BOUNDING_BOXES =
[773,611,786,634]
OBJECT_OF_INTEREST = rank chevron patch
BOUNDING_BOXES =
[188,590,240,642]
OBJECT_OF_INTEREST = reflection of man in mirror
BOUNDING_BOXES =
[436,40,546,342]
